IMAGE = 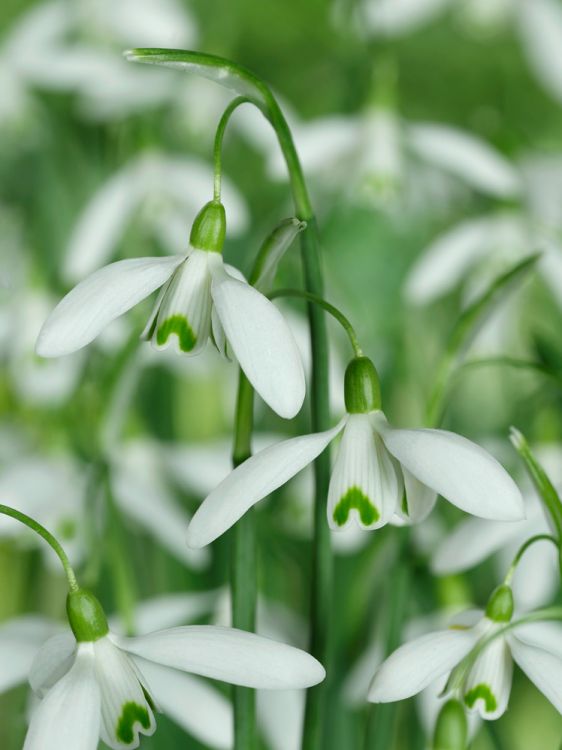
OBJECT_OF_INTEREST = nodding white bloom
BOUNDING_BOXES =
[63,153,248,281]
[369,585,562,722]
[24,589,325,750]
[36,200,306,420]
[243,99,520,212]
[187,356,523,548]
[432,492,558,611]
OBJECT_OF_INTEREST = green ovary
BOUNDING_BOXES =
[464,684,497,713]
[156,315,196,352]
[116,702,151,744]
[333,486,380,527]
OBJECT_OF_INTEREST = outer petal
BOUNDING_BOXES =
[187,422,344,548]
[36,256,183,356]
[29,632,77,698]
[401,469,437,523]
[126,592,220,635]
[134,657,232,749]
[362,0,453,36]
[379,423,524,521]
[328,414,401,531]
[463,635,512,719]
[209,257,306,419]
[0,616,62,694]
[94,637,155,749]
[368,628,479,703]
[24,644,100,750]
[517,0,562,104]
[407,123,521,197]
[257,688,304,750]
[117,625,325,689]
[431,516,527,575]
[508,633,562,714]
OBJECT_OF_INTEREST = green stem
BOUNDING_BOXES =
[0,505,78,592]
[213,97,251,202]
[270,288,363,357]
[504,534,558,585]
[230,370,257,750]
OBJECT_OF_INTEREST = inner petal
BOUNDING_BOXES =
[151,249,212,355]
[328,413,401,531]
[94,636,156,750]
[463,631,512,720]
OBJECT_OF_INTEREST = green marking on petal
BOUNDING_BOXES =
[333,486,380,527]
[464,684,497,713]
[116,702,151,744]
[156,315,197,352]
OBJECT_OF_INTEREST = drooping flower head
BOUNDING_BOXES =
[187,355,523,548]
[36,199,305,419]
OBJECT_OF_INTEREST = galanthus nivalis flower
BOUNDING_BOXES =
[24,588,325,750]
[187,356,523,548]
[36,200,306,420]
[368,585,562,722]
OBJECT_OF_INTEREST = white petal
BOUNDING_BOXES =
[29,632,76,698]
[257,688,304,750]
[508,634,562,714]
[402,469,437,523]
[431,516,527,575]
[511,538,559,611]
[0,616,61,693]
[151,250,213,354]
[379,423,524,521]
[509,621,562,660]
[127,591,220,635]
[187,422,344,548]
[404,216,496,304]
[518,0,562,104]
[63,166,142,281]
[328,414,401,531]
[368,628,479,702]
[407,123,522,197]
[112,450,209,570]
[134,657,232,749]
[463,635,512,719]
[36,256,183,356]
[253,218,306,293]
[24,644,100,750]
[362,0,453,36]
[118,626,325,689]
[94,636,155,749]
[210,258,306,418]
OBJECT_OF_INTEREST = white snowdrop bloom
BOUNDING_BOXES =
[63,152,248,281]
[24,589,325,750]
[187,356,523,548]
[0,456,87,570]
[369,586,562,722]
[37,200,305,420]
[432,493,558,611]
[252,102,520,210]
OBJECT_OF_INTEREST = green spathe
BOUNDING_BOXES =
[344,357,381,413]
[433,698,468,750]
[333,486,380,527]
[156,314,197,352]
[66,589,109,642]
[189,200,226,253]
[116,702,151,744]
[464,683,497,713]
[485,584,514,623]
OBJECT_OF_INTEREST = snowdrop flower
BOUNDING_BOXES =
[37,200,305,419]
[24,588,325,750]
[369,585,562,722]
[187,355,523,547]
[248,101,520,211]
[63,152,248,281]
[432,493,558,611]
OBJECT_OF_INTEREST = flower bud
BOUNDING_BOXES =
[485,584,514,623]
[432,699,468,750]
[344,356,381,413]
[66,589,109,642]
[189,200,226,253]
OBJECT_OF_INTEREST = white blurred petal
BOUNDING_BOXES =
[517,0,562,104]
